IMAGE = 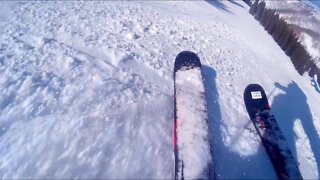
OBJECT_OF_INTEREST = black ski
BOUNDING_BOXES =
[244,84,302,179]
[174,51,212,179]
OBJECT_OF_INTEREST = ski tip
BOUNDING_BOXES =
[174,51,201,72]
[244,84,264,92]
[244,84,267,103]
[243,84,269,119]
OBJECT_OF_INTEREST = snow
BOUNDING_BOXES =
[0,0,320,179]
[0,2,16,27]
[301,33,320,59]
[311,75,320,93]
[175,67,211,179]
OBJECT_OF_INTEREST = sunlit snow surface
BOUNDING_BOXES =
[0,1,320,179]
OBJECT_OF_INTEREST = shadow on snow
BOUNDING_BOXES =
[205,0,232,14]
[272,81,320,178]
[205,0,246,14]
[228,0,246,9]
[202,66,276,179]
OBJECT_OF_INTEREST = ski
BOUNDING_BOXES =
[243,84,302,179]
[173,51,213,179]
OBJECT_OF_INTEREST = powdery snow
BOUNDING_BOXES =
[0,1,320,179]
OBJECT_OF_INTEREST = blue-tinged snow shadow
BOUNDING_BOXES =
[229,0,246,9]
[202,66,277,179]
[202,65,220,178]
[272,81,320,178]
[206,0,232,14]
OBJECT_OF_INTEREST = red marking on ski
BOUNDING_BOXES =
[267,103,271,110]
[174,120,177,150]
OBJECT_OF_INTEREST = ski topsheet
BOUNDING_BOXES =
[173,51,212,179]
[244,84,302,179]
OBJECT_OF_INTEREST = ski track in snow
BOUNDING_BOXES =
[0,1,320,179]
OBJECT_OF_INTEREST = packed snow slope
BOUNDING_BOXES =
[0,1,320,179]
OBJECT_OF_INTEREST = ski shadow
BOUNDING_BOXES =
[272,81,320,178]
[202,65,277,179]
[202,65,221,178]
[205,0,232,14]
